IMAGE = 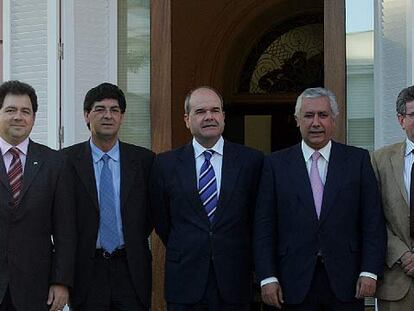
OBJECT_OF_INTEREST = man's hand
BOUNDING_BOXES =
[261,282,284,309]
[355,276,376,299]
[401,251,414,277]
[47,284,68,311]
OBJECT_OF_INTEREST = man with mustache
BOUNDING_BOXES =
[254,87,386,310]
[151,86,263,310]
[62,83,154,310]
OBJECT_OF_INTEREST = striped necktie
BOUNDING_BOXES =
[199,150,218,222]
[8,147,23,207]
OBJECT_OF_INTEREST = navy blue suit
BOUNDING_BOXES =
[254,141,386,305]
[151,141,263,305]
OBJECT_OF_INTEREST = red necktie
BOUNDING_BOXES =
[8,147,23,206]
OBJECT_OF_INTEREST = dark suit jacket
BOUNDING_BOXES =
[254,141,386,304]
[0,140,76,311]
[151,140,263,304]
[62,141,154,309]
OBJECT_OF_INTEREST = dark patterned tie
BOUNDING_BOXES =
[199,150,218,222]
[8,147,23,207]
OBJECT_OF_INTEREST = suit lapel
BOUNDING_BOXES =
[391,142,408,205]
[288,144,317,221]
[0,151,12,195]
[119,142,140,208]
[74,142,99,211]
[176,143,210,223]
[19,141,43,201]
[213,141,242,226]
[319,142,346,224]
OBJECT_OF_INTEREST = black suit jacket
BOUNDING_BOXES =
[151,140,263,304]
[62,141,154,309]
[254,141,386,304]
[0,140,76,311]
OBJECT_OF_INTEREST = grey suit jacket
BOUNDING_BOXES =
[372,142,413,300]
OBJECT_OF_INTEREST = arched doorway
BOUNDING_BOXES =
[224,14,324,153]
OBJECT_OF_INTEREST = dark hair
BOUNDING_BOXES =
[396,86,414,115]
[0,80,38,113]
[83,82,126,113]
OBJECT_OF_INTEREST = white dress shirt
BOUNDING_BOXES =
[193,136,224,196]
[403,138,414,201]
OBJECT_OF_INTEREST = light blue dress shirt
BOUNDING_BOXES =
[90,140,125,249]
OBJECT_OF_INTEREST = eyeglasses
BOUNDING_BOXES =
[91,106,122,115]
[401,112,414,118]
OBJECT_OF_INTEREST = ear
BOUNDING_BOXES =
[84,111,91,124]
[398,114,405,129]
[184,114,190,129]
[295,115,300,127]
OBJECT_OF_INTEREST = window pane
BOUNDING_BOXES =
[118,0,151,148]
[346,0,374,151]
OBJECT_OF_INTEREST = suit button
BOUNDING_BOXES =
[209,231,213,237]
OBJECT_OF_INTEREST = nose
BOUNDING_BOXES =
[311,114,321,127]
[102,109,113,118]
[13,111,23,120]
[204,110,214,120]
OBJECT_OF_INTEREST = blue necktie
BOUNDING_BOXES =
[99,154,119,253]
[199,150,218,222]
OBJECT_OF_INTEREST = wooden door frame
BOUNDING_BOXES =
[150,1,345,310]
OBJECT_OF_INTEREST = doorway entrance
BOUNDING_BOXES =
[223,14,323,153]
[150,1,346,310]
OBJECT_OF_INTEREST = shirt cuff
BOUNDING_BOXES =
[359,272,377,280]
[260,277,279,287]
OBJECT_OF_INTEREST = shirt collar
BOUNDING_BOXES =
[89,139,120,163]
[0,136,29,156]
[405,138,414,156]
[301,140,332,162]
[192,136,224,159]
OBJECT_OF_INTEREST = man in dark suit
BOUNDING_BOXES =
[254,87,387,310]
[151,86,263,311]
[0,80,75,311]
[63,83,154,311]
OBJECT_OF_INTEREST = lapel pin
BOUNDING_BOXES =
[33,161,38,165]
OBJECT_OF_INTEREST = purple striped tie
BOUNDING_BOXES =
[199,150,218,222]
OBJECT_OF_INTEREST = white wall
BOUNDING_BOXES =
[374,0,411,148]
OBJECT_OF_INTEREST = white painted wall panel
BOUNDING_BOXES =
[374,0,410,148]
[7,0,48,144]
[61,0,116,147]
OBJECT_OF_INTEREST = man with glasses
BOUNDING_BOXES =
[63,83,154,311]
[372,85,414,310]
